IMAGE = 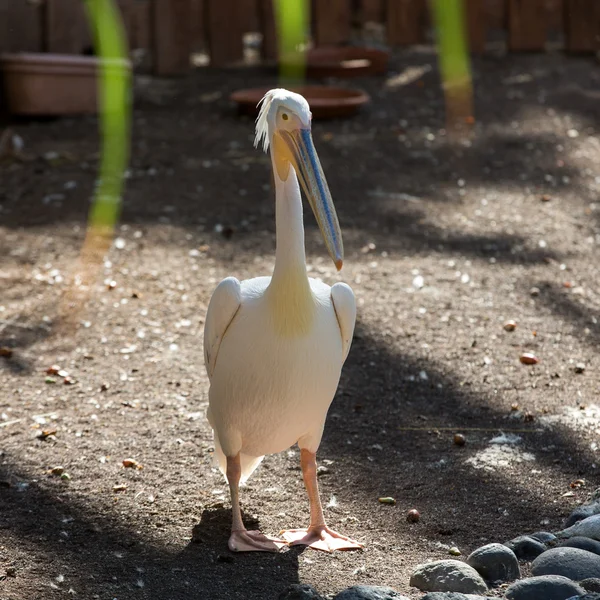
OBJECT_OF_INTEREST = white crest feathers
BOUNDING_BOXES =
[254,89,282,153]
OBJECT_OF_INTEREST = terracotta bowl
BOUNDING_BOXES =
[231,85,370,120]
[303,46,390,78]
[0,53,130,116]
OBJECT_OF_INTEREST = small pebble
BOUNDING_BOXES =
[530,287,541,297]
[453,433,466,446]
[504,320,517,331]
[448,547,461,556]
[122,458,140,469]
[50,466,64,476]
[0,347,13,358]
[575,363,586,374]
[520,353,539,365]
[378,497,396,505]
[406,509,420,523]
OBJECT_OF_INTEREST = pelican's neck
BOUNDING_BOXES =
[267,157,315,336]
[271,161,309,284]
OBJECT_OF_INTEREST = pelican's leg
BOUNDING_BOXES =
[280,448,363,552]
[226,453,284,552]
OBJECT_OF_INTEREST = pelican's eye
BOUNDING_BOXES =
[282,113,289,121]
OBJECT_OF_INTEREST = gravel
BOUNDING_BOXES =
[466,543,520,583]
[505,575,586,600]
[532,547,600,580]
[409,560,487,594]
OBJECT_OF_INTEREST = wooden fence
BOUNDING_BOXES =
[0,0,598,76]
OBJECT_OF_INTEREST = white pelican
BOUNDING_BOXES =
[204,89,360,553]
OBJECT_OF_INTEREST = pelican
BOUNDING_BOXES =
[203,89,360,553]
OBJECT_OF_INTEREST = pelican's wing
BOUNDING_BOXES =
[203,277,242,379]
[331,282,356,362]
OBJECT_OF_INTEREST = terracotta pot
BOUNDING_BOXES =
[303,46,390,78]
[231,85,370,120]
[0,53,130,116]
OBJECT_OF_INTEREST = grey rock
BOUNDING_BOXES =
[558,515,600,541]
[279,584,323,600]
[420,594,502,600]
[409,560,487,594]
[466,543,520,583]
[558,537,600,556]
[332,585,408,600]
[505,535,547,560]
[565,594,600,600]
[564,503,600,528]
[505,575,585,600]
[532,547,600,580]
[581,579,600,593]
[530,531,557,544]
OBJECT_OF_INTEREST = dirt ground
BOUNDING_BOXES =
[1,48,600,600]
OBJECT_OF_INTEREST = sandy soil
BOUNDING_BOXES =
[1,48,600,599]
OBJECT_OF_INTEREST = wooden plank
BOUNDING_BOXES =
[0,0,43,53]
[508,0,546,51]
[258,0,278,60]
[314,0,352,46]
[46,0,89,54]
[206,0,244,66]
[153,0,191,75]
[386,0,426,46]
[239,0,259,32]
[546,0,564,32]
[189,0,206,52]
[465,0,486,53]
[564,0,600,52]
[485,0,508,29]
[134,0,152,51]
[360,0,384,23]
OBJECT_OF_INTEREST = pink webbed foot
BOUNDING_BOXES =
[228,529,287,553]
[280,525,364,553]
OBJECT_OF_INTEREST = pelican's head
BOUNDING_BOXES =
[255,88,344,271]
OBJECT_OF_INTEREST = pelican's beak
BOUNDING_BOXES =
[278,127,344,271]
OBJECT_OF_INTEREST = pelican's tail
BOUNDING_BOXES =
[213,430,264,485]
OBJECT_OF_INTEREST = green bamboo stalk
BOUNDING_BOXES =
[83,0,131,234]
[275,0,309,85]
[430,0,474,132]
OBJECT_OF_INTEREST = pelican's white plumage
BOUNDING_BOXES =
[203,89,359,553]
